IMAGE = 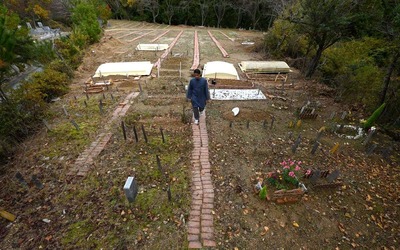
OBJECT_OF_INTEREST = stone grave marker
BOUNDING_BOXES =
[329,111,336,120]
[291,134,301,153]
[362,128,376,145]
[31,175,43,189]
[124,176,138,203]
[167,185,172,202]
[15,172,28,187]
[381,147,392,162]
[326,170,340,183]
[141,124,148,143]
[70,120,80,130]
[62,105,69,117]
[366,144,377,156]
[133,125,138,142]
[99,100,104,114]
[160,127,165,143]
[311,141,319,155]
[270,116,275,129]
[42,119,51,131]
[288,131,293,140]
[121,121,127,141]
[341,111,347,120]
[309,170,320,185]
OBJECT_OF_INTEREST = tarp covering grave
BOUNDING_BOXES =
[210,89,266,100]
[135,44,169,51]
[238,61,291,73]
[93,62,153,78]
[202,61,240,80]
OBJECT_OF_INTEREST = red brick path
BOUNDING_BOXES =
[68,91,139,176]
[188,113,216,248]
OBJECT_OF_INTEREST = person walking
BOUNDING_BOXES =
[186,69,210,125]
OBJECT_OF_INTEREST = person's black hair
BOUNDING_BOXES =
[194,69,201,74]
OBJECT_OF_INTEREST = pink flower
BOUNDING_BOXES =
[298,161,302,165]
[290,161,294,166]
[283,165,290,169]
[295,165,301,171]
[280,161,286,166]
[289,171,295,177]
[305,169,312,175]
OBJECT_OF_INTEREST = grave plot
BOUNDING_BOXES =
[239,61,292,82]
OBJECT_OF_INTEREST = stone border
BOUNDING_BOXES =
[188,113,216,248]
[68,91,139,176]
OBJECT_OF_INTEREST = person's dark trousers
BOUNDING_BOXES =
[193,107,205,120]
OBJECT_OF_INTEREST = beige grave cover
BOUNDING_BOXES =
[238,61,291,73]
[202,61,240,80]
[93,62,153,78]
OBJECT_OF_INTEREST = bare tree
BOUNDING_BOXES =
[137,0,160,23]
[163,0,176,25]
[213,0,230,28]
[243,0,270,30]
[178,0,193,25]
[198,0,209,26]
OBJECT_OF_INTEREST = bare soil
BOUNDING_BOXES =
[1,20,399,249]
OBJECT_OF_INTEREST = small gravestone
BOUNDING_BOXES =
[310,170,320,185]
[288,131,293,140]
[15,172,28,187]
[362,128,376,145]
[141,125,148,143]
[167,185,172,202]
[121,121,127,141]
[341,111,347,120]
[270,116,275,129]
[326,170,339,183]
[133,125,138,142]
[99,100,104,114]
[291,134,301,153]
[70,120,80,130]
[62,105,69,117]
[311,141,319,155]
[329,111,336,120]
[42,119,51,131]
[31,175,43,189]
[366,144,377,155]
[123,177,138,203]
[381,147,392,162]
[160,127,165,143]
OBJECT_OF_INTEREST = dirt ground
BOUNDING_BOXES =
[1,20,399,249]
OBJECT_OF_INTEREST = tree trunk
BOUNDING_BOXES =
[380,50,400,105]
[305,45,324,78]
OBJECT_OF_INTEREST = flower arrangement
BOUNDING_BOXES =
[266,159,305,190]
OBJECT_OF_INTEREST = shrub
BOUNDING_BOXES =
[320,37,385,110]
[29,68,70,102]
[71,3,102,44]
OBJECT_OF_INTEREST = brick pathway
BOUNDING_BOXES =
[188,112,216,248]
[68,91,139,176]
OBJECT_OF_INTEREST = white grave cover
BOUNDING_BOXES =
[93,62,153,78]
[202,61,240,80]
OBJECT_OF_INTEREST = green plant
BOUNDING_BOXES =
[363,103,386,129]
[259,186,267,200]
